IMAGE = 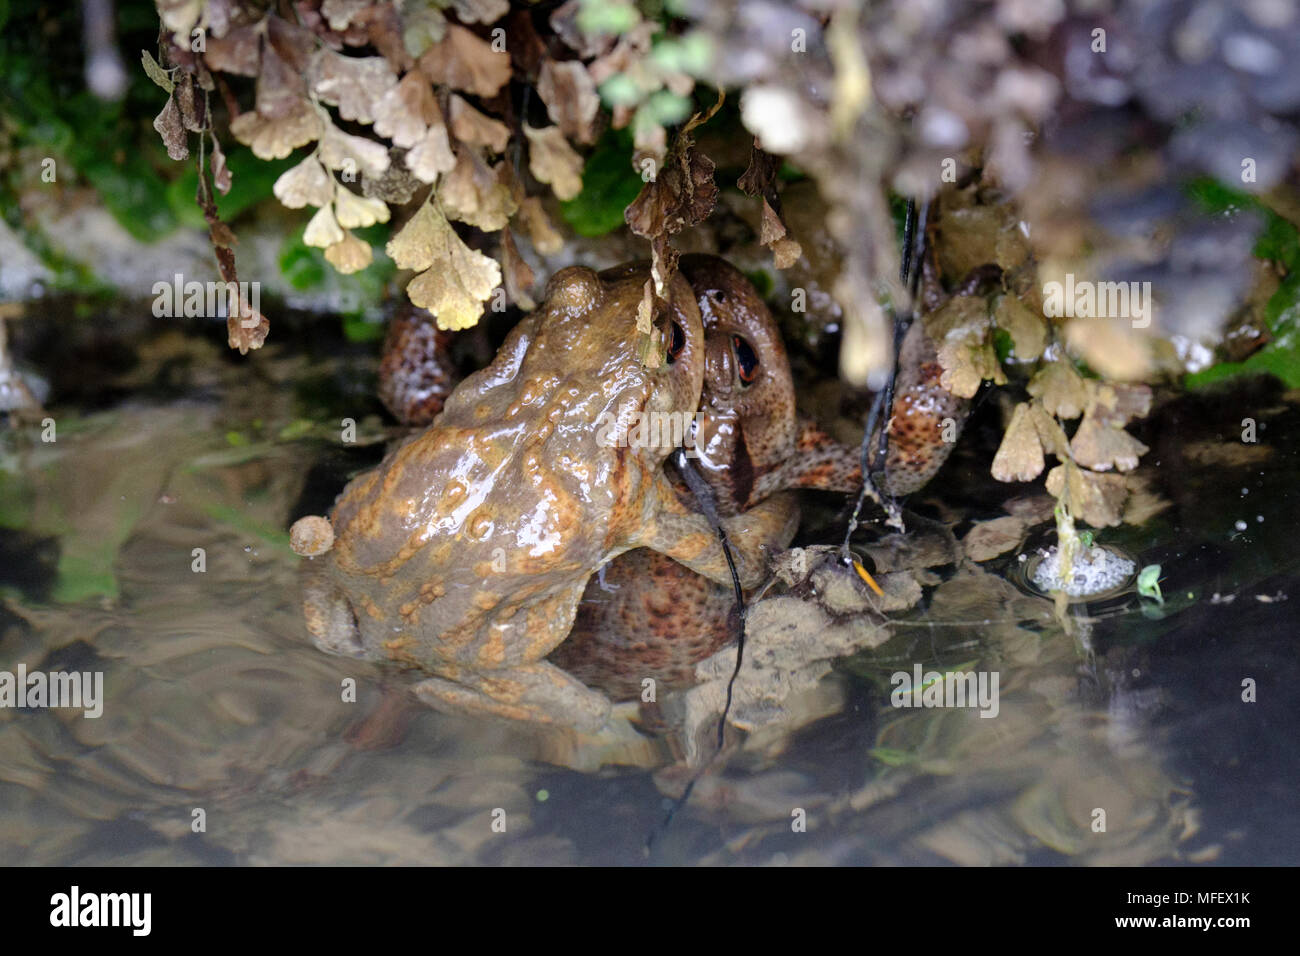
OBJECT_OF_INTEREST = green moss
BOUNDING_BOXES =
[1185,178,1300,388]
[559,127,645,237]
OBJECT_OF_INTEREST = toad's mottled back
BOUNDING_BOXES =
[301,262,787,731]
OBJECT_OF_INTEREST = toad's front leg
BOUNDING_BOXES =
[412,660,614,732]
[633,478,799,590]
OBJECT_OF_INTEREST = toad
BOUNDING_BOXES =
[554,255,969,699]
[298,262,792,732]
[555,255,856,697]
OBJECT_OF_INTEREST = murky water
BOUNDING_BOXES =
[1,302,1296,865]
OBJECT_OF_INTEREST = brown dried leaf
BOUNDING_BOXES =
[203,25,261,76]
[587,20,655,85]
[758,198,802,268]
[153,94,188,161]
[266,15,317,73]
[229,100,322,160]
[738,140,781,197]
[537,59,600,145]
[311,51,397,124]
[406,123,457,183]
[1085,381,1153,428]
[1046,462,1128,528]
[635,279,654,335]
[255,43,303,119]
[357,1,412,72]
[771,236,802,269]
[924,294,989,343]
[333,185,390,228]
[324,231,374,274]
[499,228,536,310]
[392,202,501,330]
[625,132,717,240]
[175,74,205,131]
[438,145,516,231]
[937,340,1005,398]
[319,119,391,178]
[1027,360,1088,419]
[1069,415,1148,472]
[273,155,334,209]
[994,293,1046,361]
[1029,402,1071,458]
[210,136,232,194]
[418,24,511,99]
[524,124,584,201]
[448,95,510,154]
[517,197,564,255]
[374,71,440,149]
[991,401,1045,482]
[304,204,346,248]
[759,198,786,245]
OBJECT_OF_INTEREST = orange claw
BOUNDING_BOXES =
[853,559,884,597]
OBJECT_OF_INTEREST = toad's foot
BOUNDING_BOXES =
[412,661,613,733]
[533,702,669,771]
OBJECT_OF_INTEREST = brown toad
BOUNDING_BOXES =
[555,255,857,697]
[299,262,792,732]
[554,255,968,699]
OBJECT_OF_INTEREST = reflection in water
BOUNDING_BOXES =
[0,307,1295,864]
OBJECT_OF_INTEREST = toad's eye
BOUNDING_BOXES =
[733,335,759,384]
[666,321,686,363]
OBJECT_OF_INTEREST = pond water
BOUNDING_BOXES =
[1,301,1296,866]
